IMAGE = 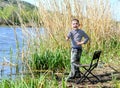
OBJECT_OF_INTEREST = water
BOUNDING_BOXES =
[0,26,23,79]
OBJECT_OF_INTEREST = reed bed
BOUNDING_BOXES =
[19,0,120,72]
[37,0,115,49]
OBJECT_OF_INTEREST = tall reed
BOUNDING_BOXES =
[37,0,119,50]
[15,0,120,72]
[1,1,120,87]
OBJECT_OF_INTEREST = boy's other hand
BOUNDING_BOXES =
[76,41,84,45]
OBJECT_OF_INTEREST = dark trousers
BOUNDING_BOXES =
[68,48,82,78]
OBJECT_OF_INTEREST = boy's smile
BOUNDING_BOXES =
[72,21,80,29]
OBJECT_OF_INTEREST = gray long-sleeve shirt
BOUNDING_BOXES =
[67,29,89,49]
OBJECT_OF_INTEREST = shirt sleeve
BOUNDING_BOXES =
[67,31,72,39]
[83,31,89,44]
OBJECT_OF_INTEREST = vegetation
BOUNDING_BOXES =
[0,0,38,25]
[22,0,120,71]
[1,0,120,88]
[0,74,65,88]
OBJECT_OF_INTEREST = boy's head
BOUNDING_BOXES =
[71,19,80,29]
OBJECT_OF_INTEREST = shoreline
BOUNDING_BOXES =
[0,24,33,28]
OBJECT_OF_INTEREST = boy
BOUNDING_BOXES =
[66,19,89,81]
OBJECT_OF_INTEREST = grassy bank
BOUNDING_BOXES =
[0,74,120,88]
[0,74,66,88]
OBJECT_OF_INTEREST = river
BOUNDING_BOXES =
[0,26,23,79]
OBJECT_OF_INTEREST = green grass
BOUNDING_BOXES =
[30,47,70,72]
[0,74,67,88]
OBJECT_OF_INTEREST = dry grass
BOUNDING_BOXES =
[15,0,120,71]
[33,0,120,50]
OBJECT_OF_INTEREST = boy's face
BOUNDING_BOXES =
[71,20,80,29]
